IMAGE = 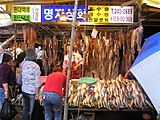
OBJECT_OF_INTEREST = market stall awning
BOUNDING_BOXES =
[0,5,13,27]
[0,0,83,4]
[131,32,160,114]
[121,0,160,9]
[143,0,160,9]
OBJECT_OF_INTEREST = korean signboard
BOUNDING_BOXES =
[110,6,134,23]
[41,5,87,22]
[88,6,134,24]
[11,5,41,22]
[88,6,110,23]
[11,5,134,24]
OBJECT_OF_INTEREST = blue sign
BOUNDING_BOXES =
[41,5,88,22]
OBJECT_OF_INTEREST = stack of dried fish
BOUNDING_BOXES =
[68,75,152,110]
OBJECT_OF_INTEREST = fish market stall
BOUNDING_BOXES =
[67,75,156,120]
[0,1,159,120]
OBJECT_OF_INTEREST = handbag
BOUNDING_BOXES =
[0,99,14,120]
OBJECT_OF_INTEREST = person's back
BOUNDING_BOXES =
[42,63,67,120]
[43,72,66,97]
[21,48,41,120]
[21,60,41,94]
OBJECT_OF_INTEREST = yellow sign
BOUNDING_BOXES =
[13,6,31,13]
[11,5,31,22]
[143,0,160,8]
[88,5,134,24]
[88,6,110,24]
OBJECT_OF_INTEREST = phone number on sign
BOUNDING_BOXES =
[111,8,133,15]
[110,16,133,23]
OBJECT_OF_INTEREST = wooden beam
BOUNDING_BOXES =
[143,6,160,13]
[0,10,11,16]
[121,0,138,6]
[144,19,160,22]
[0,0,83,4]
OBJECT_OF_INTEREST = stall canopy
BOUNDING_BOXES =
[0,5,12,27]
[143,0,160,8]
[131,32,160,114]
[0,0,78,1]
[0,0,83,4]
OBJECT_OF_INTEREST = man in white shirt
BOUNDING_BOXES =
[63,45,83,79]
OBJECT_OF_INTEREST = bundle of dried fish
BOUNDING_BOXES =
[68,75,152,110]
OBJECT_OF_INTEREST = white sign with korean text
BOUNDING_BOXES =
[110,6,134,23]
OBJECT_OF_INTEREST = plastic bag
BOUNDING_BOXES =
[0,99,14,120]
[31,100,44,120]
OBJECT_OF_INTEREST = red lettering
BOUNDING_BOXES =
[35,8,39,21]
[126,16,133,22]
[111,8,133,15]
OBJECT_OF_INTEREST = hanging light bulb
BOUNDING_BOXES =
[59,14,68,21]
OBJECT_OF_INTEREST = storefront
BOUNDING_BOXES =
[0,0,160,120]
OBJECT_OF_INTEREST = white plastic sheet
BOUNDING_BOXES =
[131,32,160,114]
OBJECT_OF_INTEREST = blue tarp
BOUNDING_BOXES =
[131,32,160,114]
[132,32,160,67]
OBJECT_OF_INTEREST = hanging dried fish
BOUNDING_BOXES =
[52,35,58,64]
[42,49,48,75]
[24,25,37,48]
[136,26,143,51]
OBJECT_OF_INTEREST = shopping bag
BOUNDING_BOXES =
[0,99,14,120]
[31,100,44,120]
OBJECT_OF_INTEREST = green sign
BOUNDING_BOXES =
[11,5,41,22]
[11,14,31,21]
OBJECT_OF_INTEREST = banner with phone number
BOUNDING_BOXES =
[10,5,134,24]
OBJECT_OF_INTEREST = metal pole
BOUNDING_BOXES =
[138,1,142,26]
[63,0,78,120]
[14,24,17,61]
[82,0,88,77]
[0,35,16,48]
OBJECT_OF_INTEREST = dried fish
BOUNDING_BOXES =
[68,76,153,110]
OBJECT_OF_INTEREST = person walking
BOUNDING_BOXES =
[21,48,41,120]
[42,63,67,120]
